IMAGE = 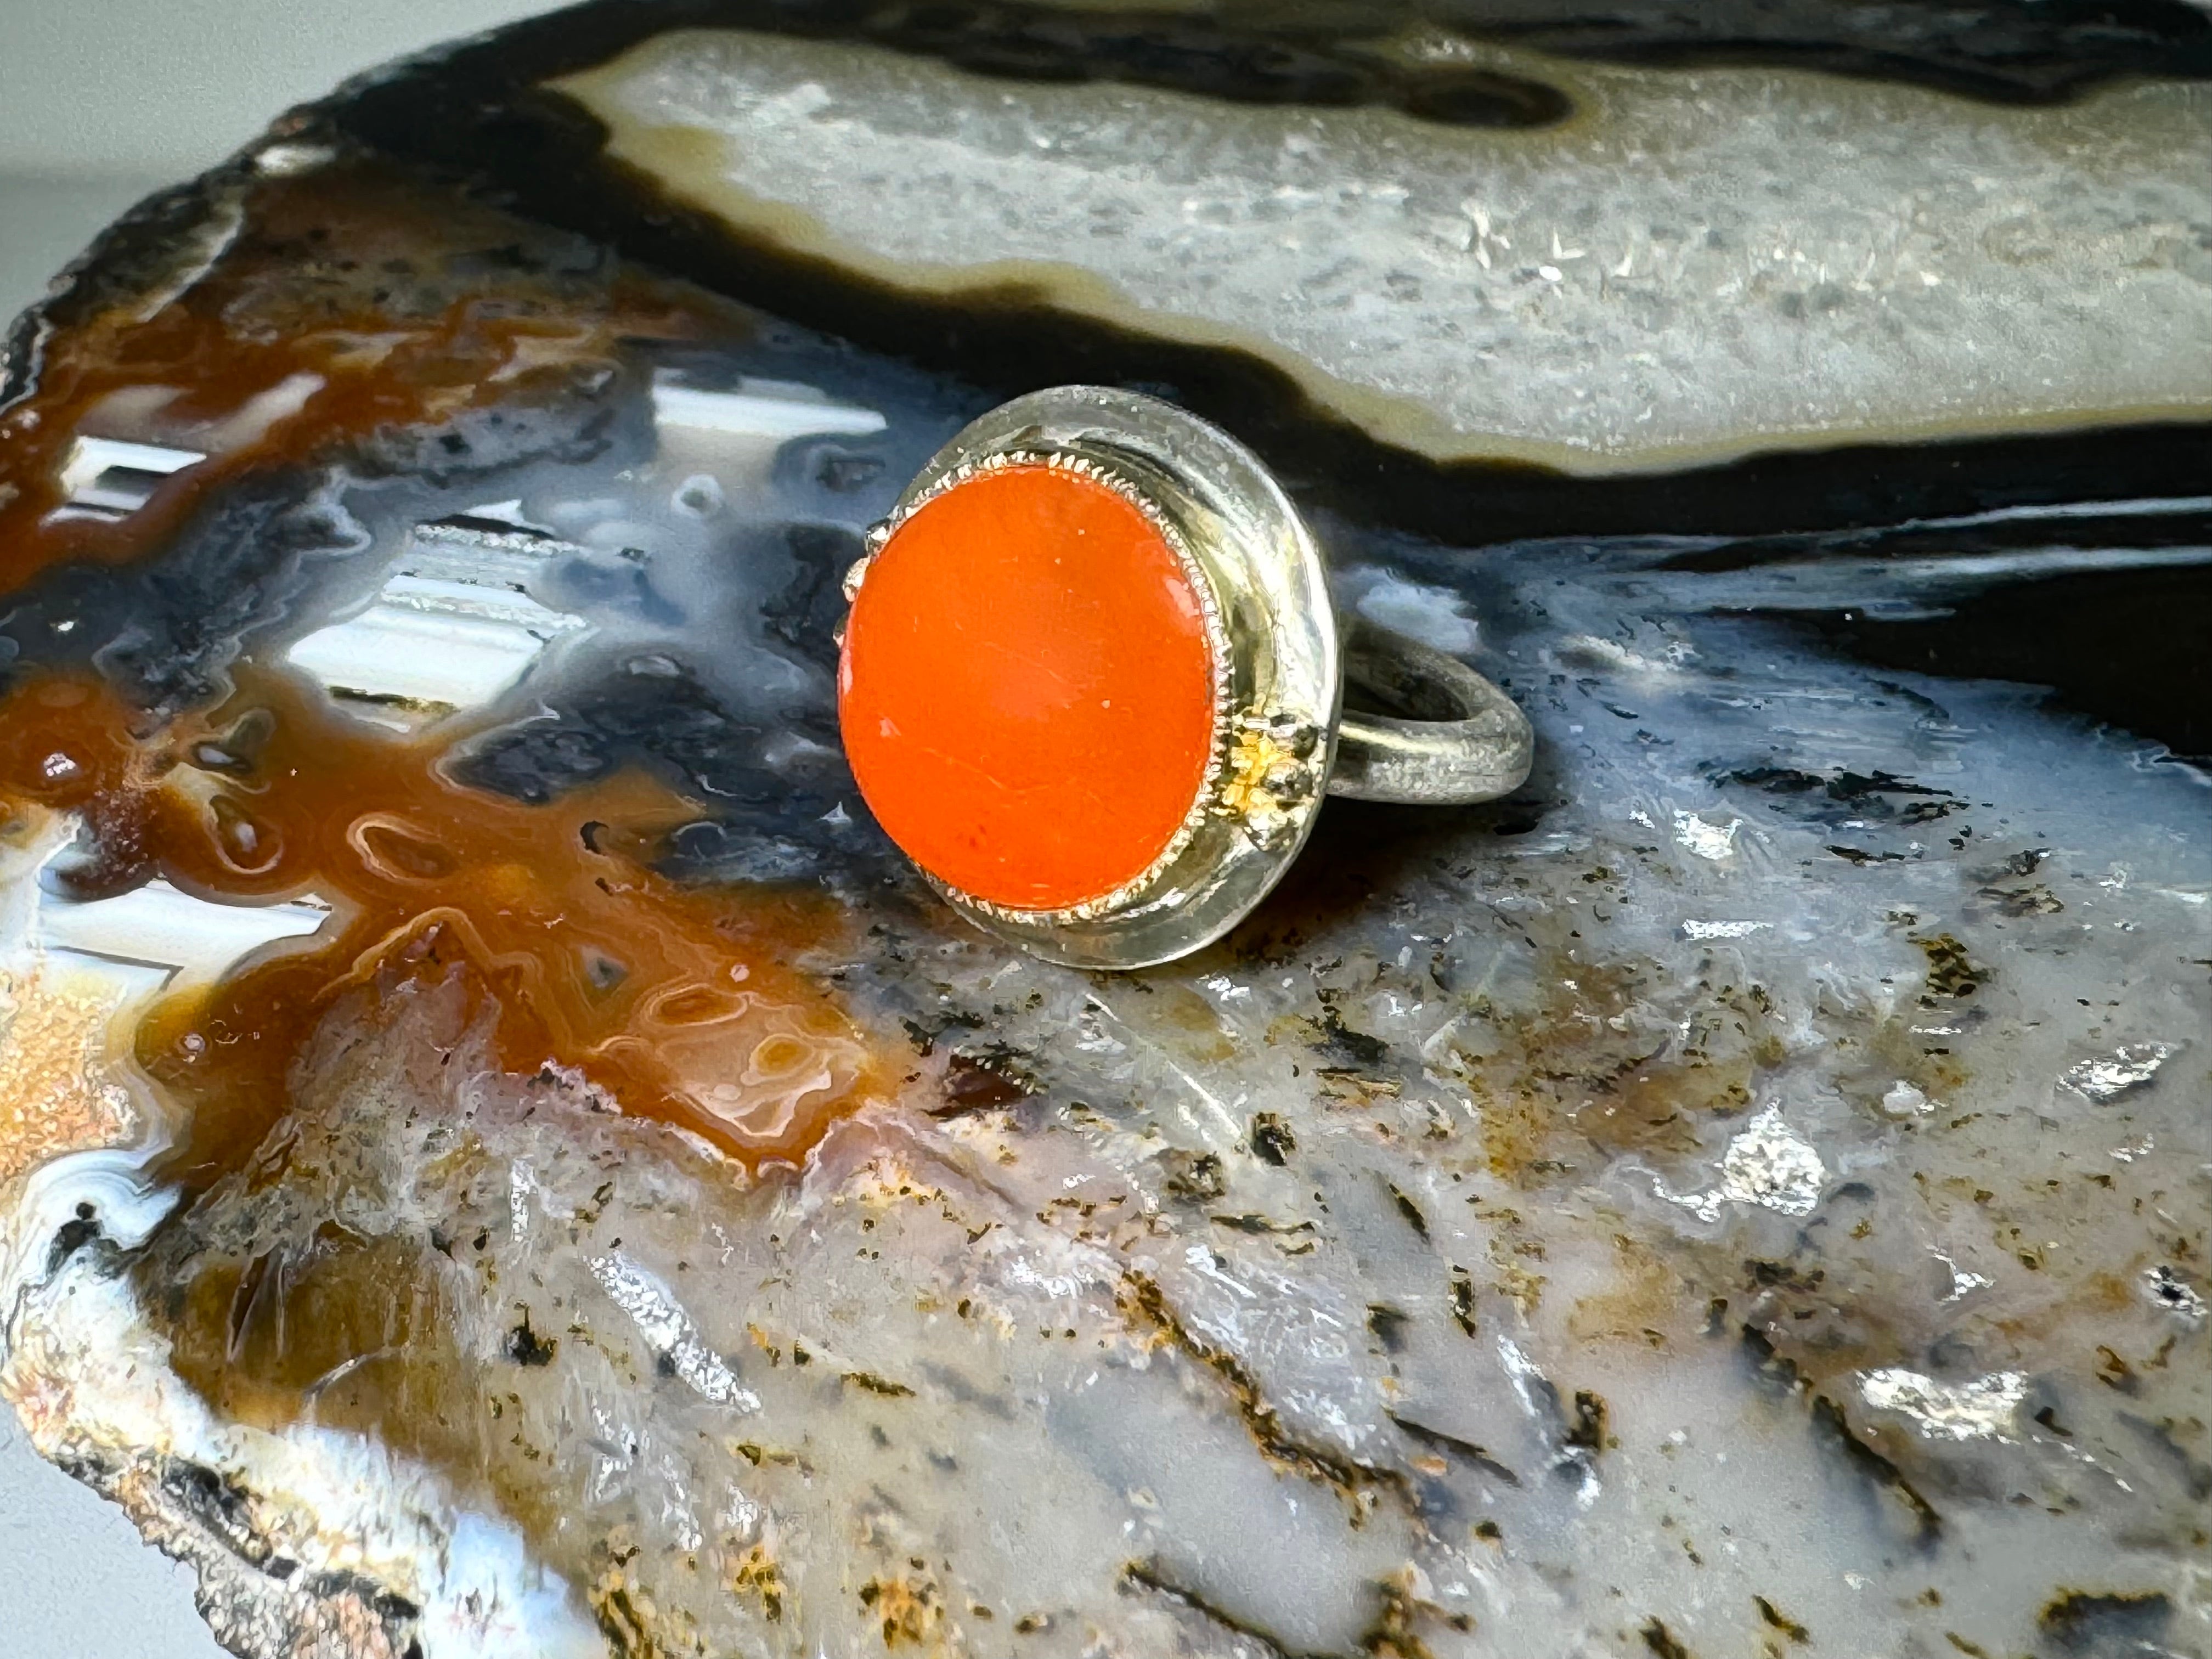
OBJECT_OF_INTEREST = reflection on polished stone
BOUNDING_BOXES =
[1,4,2209,1657]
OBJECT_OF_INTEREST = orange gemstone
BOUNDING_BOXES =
[838,461,1217,912]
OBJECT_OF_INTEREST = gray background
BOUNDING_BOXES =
[0,5,549,1652]
[0,0,549,319]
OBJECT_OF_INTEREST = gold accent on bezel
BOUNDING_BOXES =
[1216,715,1325,850]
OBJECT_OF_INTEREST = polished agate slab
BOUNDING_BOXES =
[1,4,2209,1657]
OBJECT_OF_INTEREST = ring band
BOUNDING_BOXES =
[836,386,1532,968]
[1334,617,1536,806]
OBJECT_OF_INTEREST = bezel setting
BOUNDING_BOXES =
[842,386,1340,970]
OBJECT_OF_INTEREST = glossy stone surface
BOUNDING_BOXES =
[840,461,1217,912]
[0,6,2209,1659]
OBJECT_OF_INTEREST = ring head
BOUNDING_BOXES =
[837,386,1339,969]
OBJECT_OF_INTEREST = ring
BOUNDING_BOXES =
[836,386,1533,968]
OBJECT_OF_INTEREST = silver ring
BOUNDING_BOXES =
[837,386,1532,968]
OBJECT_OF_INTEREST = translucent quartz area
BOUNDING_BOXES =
[562,31,2212,469]
[0,10,2208,1659]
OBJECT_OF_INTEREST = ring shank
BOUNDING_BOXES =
[1328,619,1534,805]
